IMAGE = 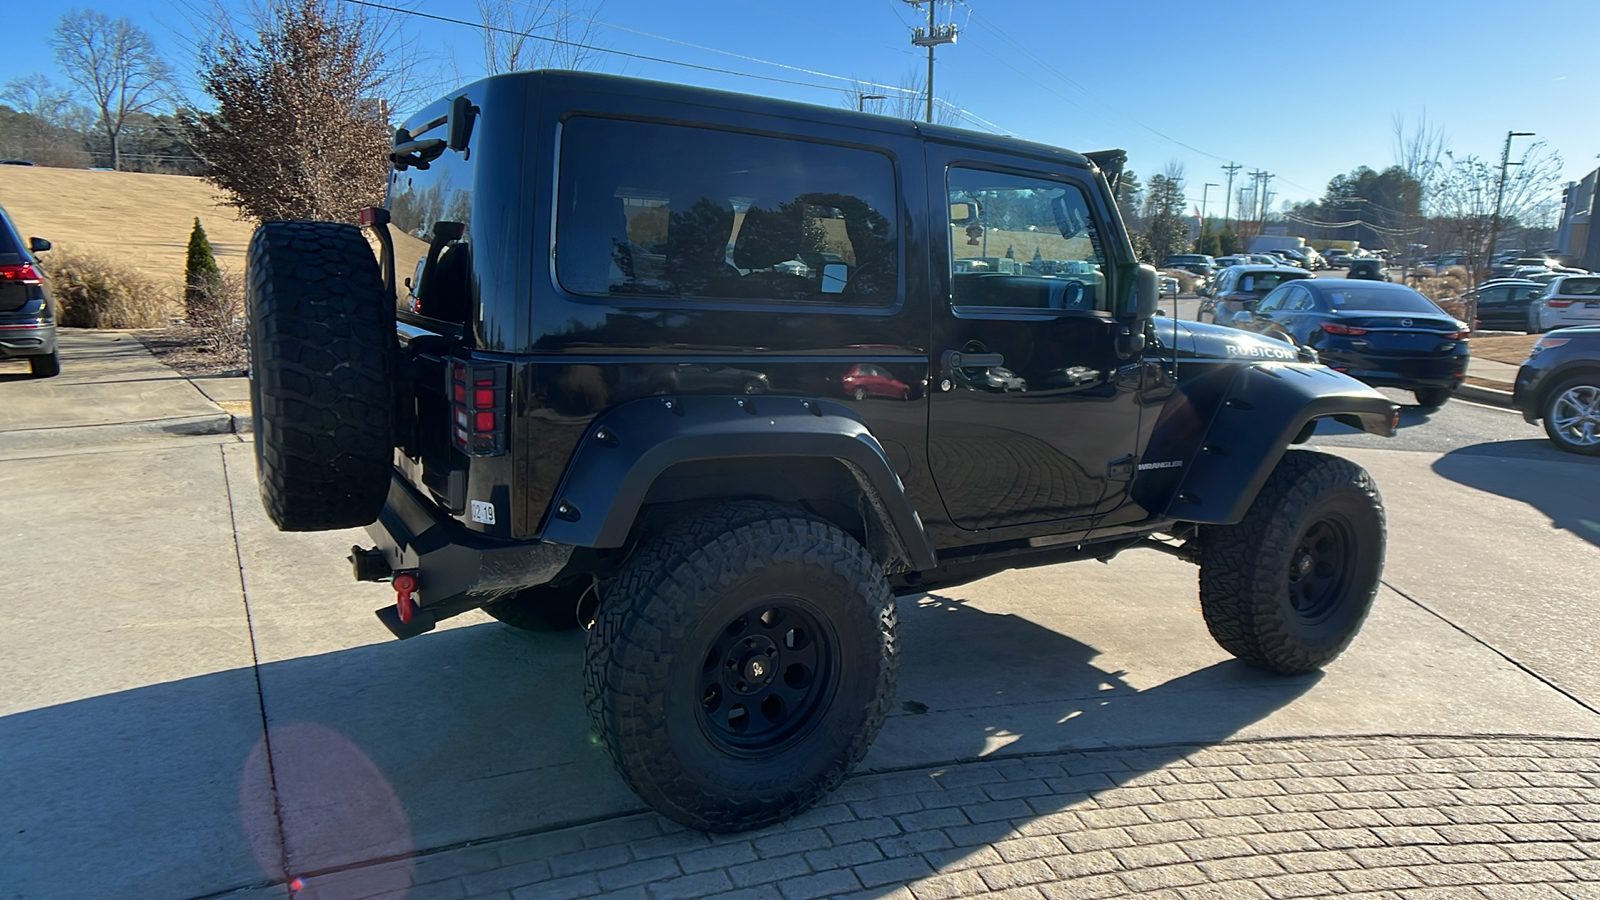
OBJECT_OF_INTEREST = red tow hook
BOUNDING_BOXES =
[392,572,419,623]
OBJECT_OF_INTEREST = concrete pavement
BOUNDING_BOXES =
[0,330,235,456]
[3,331,1600,899]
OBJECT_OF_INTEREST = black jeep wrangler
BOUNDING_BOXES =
[246,71,1399,832]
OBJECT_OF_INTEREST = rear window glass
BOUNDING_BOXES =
[1236,271,1306,292]
[556,117,899,305]
[1557,277,1600,296]
[0,209,22,256]
[1321,287,1442,313]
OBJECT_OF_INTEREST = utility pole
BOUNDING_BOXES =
[1247,169,1266,239]
[1260,173,1275,226]
[905,1,957,124]
[1486,130,1535,274]
[1221,162,1242,231]
[1201,182,1218,249]
[857,93,886,112]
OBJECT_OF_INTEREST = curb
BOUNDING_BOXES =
[0,413,235,454]
[230,414,253,435]
[1458,383,1515,408]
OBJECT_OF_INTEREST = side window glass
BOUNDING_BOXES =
[556,117,898,305]
[1257,287,1288,311]
[1285,286,1314,311]
[947,167,1108,312]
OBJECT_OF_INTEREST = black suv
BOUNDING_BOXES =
[246,71,1399,832]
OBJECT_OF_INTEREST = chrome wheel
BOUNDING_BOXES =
[1550,384,1600,448]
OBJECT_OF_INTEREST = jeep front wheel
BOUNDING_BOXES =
[1198,450,1384,674]
[583,502,897,831]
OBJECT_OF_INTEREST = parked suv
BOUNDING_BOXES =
[1536,275,1600,332]
[1513,327,1600,455]
[245,71,1399,832]
[0,204,59,377]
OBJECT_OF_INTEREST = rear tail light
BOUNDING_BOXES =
[1446,330,1470,340]
[1321,323,1368,336]
[448,358,508,456]
[1547,299,1573,308]
[0,262,42,285]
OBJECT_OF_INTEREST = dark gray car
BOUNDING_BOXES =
[0,205,58,377]
[1513,326,1600,455]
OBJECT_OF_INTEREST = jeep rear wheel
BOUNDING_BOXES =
[246,221,394,531]
[1198,450,1385,674]
[583,502,897,831]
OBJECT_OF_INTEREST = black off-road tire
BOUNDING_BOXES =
[584,501,898,832]
[482,581,592,632]
[29,349,60,378]
[247,221,394,532]
[1413,387,1453,408]
[1198,450,1385,675]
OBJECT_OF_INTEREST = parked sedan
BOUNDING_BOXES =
[1536,275,1600,332]
[840,363,910,401]
[1202,264,1312,323]
[0,204,59,377]
[1471,279,1548,333]
[1513,327,1600,455]
[1229,279,1469,407]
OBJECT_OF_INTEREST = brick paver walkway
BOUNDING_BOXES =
[292,737,1600,900]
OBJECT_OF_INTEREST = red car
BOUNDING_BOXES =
[841,363,910,401]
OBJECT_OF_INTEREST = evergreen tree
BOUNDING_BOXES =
[184,217,221,323]
[1218,226,1240,256]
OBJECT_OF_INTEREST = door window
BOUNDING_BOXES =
[1283,285,1315,311]
[1257,286,1291,312]
[947,168,1108,312]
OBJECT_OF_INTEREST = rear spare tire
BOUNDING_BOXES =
[247,221,394,531]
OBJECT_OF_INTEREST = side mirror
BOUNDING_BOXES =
[1133,263,1159,319]
[447,95,477,152]
[949,201,975,224]
[1230,311,1254,327]
[28,237,50,253]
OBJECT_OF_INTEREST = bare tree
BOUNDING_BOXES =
[185,0,395,223]
[51,10,172,170]
[1391,113,1448,207]
[478,0,605,73]
[1434,141,1564,312]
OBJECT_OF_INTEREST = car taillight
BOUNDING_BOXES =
[1547,299,1573,308]
[0,262,41,285]
[448,358,508,456]
[1446,330,1470,340]
[1321,323,1368,336]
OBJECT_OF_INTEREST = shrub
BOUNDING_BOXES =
[1160,269,1199,294]
[184,217,222,324]
[186,270,247,354]
[47,247,175,328]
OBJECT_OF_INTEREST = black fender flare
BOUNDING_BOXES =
[1167,364,1398,524]
[540,395,937,571]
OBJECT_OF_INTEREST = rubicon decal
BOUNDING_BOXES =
[1223,342,1298,360]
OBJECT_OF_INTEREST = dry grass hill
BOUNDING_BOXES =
[0,166,257,295]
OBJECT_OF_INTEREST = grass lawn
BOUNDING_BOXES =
[1471,333,1538,366]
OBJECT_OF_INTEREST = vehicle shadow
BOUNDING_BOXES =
[1432,439,1600,548]
[0,593,1315,899]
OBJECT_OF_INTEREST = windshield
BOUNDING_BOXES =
[1323,286,1443,313]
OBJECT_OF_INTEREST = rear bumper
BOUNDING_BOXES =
[0,320,56,359]
[1513,363,1544,423]
[1318,349,1469,390]
[363,472,574,612]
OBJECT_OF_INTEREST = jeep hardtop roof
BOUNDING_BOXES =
[408,70,1101,175]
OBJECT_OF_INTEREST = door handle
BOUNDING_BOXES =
[942,350,1004,369]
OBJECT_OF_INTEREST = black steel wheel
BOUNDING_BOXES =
[696,601,835,755]
[1199,450,1385,674]
[584,501,897,832]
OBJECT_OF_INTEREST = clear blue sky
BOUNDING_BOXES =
[7,0,1597,211]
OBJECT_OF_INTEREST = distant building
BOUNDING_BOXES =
[1556,168,1598,270]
